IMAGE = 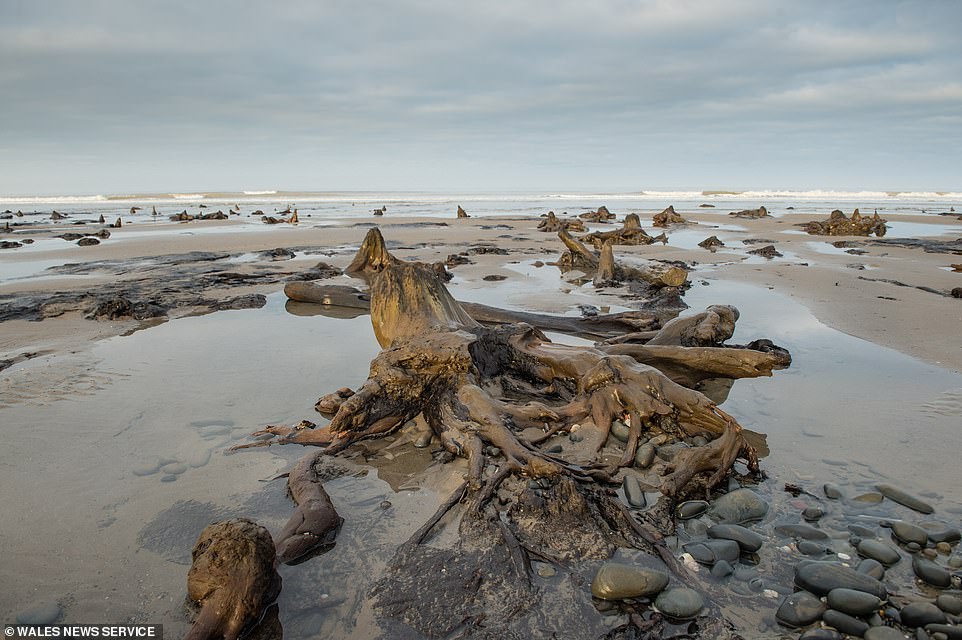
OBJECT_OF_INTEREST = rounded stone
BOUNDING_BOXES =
[188,449,212,468]
[827,588,883,616]
[16,602,62,625]
[132,461,162,476]
[907,542,922,553]
[800,630,843,640]
[414,432,432,448]
[611,420,630,442]
[379,500,392,510]
[936,543,953,555]
[936,594,962,615]
[899,601,946,627]
[798,540,829,556]
[676,500,709,520]
[591,563,669,600]
[913,555,952,588]
[634,443,656,468]
[947,554,962,569]
[875,484,934,514]
[795,561,887,599]
[853,492,885,504]
[711,560,734,578]
[823,609,869,636]
[776,591,826,628]
[824,483,844,500]
[622,476,646,508]
[655,587,704,619]
[859,539,903,566]
[536,564,556,578]
[803,506,825,522]
[857,558,886,580]
[864,627,909,640]
[891,521,930,546]
[708,523,765,553]
[160,474,178,483]
[708,488,769,525]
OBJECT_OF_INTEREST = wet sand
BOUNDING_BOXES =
[1,203,961,637]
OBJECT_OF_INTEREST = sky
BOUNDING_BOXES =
[1,0,960,195]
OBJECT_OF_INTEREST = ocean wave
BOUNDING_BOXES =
[0,194,109,204]
[172,193,207,199]
[243,190,278,195]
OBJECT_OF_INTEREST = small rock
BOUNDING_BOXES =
[537,564,556,578]
[858,539,903,566]
[827,588,883,616]
[936,594,962,615]
[876,484,935,514]
[623,476,646,508]
[900,602,947,627]
[160,462,188,475]
[822,609,870,636]
[610,420,630,442]
[132,460,162,476]
[923,625,962,640]
[800,630,843,640]
[913,555,952,588]
[188,449,212,468]
[776,591,826,628]
[414,432,433,448]
[937,543,953,555]
[775,523,830,540]
[77,237,100,246]
[949,554,962,569]
[591,563,669,600]
[891,521,930,546]
[854,492,885,503]
[160,474,178,483]
[711,560,734,578]
[676,500,709,520]
[635,443,656,469]
[824,483,844,500]
[708,523,765,553]
[798,540,830,556]
[655,587,704,619]
[857,558,886,580]
[795,561,887,599]
[379,501,392,510]
[864,627,908,640]
[707,488,769,525]
[803,506,825,522]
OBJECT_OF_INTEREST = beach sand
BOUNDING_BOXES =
[1,204,960,636]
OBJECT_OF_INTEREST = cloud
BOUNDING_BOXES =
[0,0,960,192]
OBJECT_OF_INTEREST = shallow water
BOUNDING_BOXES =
[1,273,960,636]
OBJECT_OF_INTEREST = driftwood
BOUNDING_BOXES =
[652,205,685,227]
[537,210,586,233]
[581,213,664,248]
[457,205,470,218]
[803,208,887,236]
[579,205,616,223]
[230,231,792,638]
[558,228,688,288]
[185,519,281,640]
[729,206,768,219]
[274,450,343,565]
[284,280,666,339]
[698,235,725,250]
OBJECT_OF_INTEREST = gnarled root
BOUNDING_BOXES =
[274,450,343,565]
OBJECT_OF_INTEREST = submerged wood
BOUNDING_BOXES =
[729,206,768,218]
[274,450,343,565]
[284,280,665,339]
[537,210,586,232]
[804,208,887,236]
[558,228,688,287]
[581,213,664,248]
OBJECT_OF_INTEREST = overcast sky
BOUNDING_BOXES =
[1,0,960,195]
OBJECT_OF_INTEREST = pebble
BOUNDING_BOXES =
[937,543,953,555]
[655,587,704,619]
[622,476,646,508]
[851,524,879,538]
[676,500,709,520]
[656,442,689,462]
[634,443,656,468]
[864,627,909,640]
[16,602,62,625]
[795,561,888,599]
[160,462,188,475]
[858,539,903,566]
[707,488,770,525]
[711,560,734,578]
[775,523,830,540]
[160,474,178,483]
[877,484,935,514]
[924,624,962,639]
[822,609,870,636]
[776,591,826,628]
[900,602,947,627]
[591,563,669,600]
[803,506,825,522]
[857,558,887,580]
[854,492,885,504]
[936,594,962,615]
[546,444,563,454]
[379,500,392,510]
[913,556,952,588]
[824,483,845,500]
[921,523,962,545]
[611,420,630,442]
[798,541,830,556]
[414,432,433,448]
[891,521,930,547]
[537,564,557,578]
[188,449,212,468]
[800,630,843,640]
[949,555,962,569]
[827,588,883,616]
[708,523,765,553]
[569,432,584,443]
[684,539,740,566]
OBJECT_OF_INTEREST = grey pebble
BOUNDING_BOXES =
[16,602,62,625]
